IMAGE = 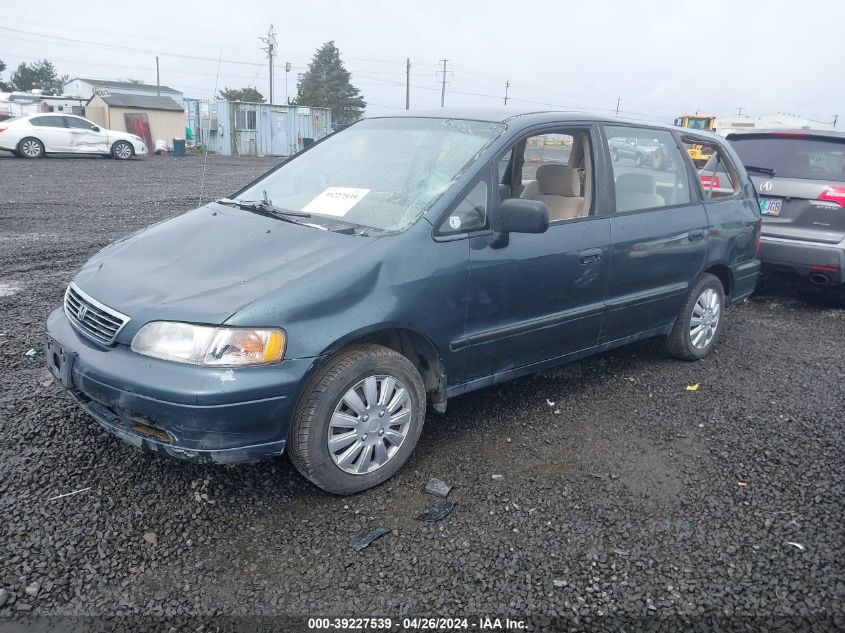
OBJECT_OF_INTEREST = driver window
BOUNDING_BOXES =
[438,180,488,235]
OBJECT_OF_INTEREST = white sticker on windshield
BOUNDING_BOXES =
[302,187,370,217]
[448,216,461,230]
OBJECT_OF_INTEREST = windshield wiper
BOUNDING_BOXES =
[215,197,314,227]
[744,165,776,177]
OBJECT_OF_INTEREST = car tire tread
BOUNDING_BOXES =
[667,273,725,361]
[288,344,426,495]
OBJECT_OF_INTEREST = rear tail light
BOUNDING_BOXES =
[0,127,6,134]
[700,175,720,189]
[818,186,845,205]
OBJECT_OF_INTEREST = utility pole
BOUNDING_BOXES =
[260,25,277,104]
[615,96,621,115]
[285,61,291,104]
[155,56,160,96]
[833,114,838,127]
[405,58,411,110]
[736,106,744,117]
[503,80,510,106]
[438,59,450,108]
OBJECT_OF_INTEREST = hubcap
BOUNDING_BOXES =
[327,374,412,475]
[22,140,40,157]
[116,143,131,159]
[690,288,721,349]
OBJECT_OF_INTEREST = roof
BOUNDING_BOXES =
[95,94,184,111]
[368,107,706,136]
[67,78,182,95]
[725,128,845,140]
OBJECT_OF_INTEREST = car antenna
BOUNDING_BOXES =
[198,47,223,208]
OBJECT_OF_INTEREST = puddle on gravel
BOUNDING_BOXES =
[0,281,24,297]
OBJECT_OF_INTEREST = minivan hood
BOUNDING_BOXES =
[73,204,376,332]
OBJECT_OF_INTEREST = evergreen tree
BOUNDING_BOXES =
[10,59,66,93]
[295,41,365,125]
[0,59,10,92]
[217,86,265,103]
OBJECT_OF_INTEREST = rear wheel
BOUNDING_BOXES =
[667,273,725,360]
[112,141,134,160]
[288,344,426,495]
[18,137,44,159]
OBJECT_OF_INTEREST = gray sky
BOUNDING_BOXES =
[2,0,842,124]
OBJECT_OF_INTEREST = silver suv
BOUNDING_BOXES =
[714,130,845,287]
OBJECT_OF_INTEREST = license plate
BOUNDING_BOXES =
[760,197,782,216]
[45,334,76,389]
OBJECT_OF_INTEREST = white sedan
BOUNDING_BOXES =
[0,113,147,159]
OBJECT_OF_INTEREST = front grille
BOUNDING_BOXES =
[64,282,130,346]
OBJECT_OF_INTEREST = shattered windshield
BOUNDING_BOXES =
[237,117,504,232]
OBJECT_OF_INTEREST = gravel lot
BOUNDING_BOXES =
[1,153,844,631]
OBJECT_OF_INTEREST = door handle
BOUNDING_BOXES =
[688,230,705,242]
[579,248,602,264]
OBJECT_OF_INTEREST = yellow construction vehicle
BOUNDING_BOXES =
[674,114,717,166]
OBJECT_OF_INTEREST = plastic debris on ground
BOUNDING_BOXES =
[416,500,458,522]
[46,487,91,502]
[685,383,700,391]
[424,478,452,498]
[786,541,805,551]
[738,481,749,488]
[25,348,37,357]
[350,527,391,551]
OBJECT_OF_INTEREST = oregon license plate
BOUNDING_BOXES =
[760,197,782,216]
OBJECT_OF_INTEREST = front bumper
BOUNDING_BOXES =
[45,308,316,463]
[759,235,845,284]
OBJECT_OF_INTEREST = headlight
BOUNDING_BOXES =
[131,322,285,366]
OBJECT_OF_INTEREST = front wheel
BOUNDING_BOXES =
[288,344,426,495]
[667,273,725,360]
[112,141,134,160]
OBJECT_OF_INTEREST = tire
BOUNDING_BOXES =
[667,273,725,360]
[288,344,426,495]
[112,141,134,160]
[18,137,44,159]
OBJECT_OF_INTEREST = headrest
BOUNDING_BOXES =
[616,172,657,194]
[536,164,580,197]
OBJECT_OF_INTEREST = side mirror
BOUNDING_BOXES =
[92,126,100,132]
[490,198,549,248]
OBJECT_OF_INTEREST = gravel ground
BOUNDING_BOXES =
[1,154,844,631]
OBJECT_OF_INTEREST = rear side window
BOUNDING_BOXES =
[729,135,845,181]
[693,141,741,199]
[30,116,66,128]
[605,126,691,212]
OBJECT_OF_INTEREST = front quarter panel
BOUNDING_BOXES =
[225,220,471,382]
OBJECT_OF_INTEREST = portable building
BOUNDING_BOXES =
[188,100,331,157]
[85,94,186,147]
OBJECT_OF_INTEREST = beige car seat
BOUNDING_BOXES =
[520,164,585,221]
[614,173,665,211]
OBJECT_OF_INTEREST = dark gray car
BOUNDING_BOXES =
[718,130,845,286]
[44,110,761,495]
